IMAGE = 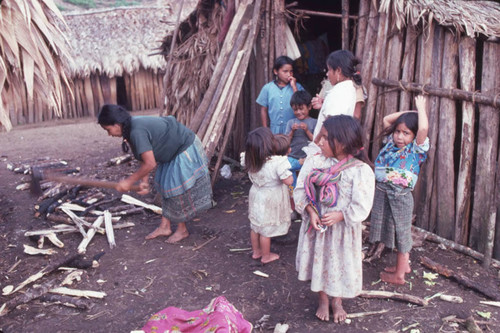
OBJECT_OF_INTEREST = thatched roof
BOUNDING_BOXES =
[63,6,175,78]
[381,0,500,38]
[0,0,73,131]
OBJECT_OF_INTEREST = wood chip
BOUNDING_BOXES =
[253,270,269,278]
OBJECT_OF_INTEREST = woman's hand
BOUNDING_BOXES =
[116,178,134,192]
[311,94,323,109]
[289,75,297,91]
[306,205,322,231]
[321,211,344,227]
[137,179,150,195]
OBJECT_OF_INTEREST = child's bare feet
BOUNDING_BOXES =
[380,271,406,285]
[252,251,262,260]
[384,265,411,273]
[316,292,329,321]
[145,227,172,240]
[166,230,189,243]
[261,252,279,264]
[331,297,347,323]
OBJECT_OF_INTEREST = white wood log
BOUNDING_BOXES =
[104,210,115,249]
[49,287,106,299]
[61,208,88,238]
[46,233,64,248]
[121,194,161,214]
[77,216,104,254]
[23,244,57,256]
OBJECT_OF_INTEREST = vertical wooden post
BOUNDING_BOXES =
[355,0,370,59]
[399,26,418,111]
[341,0,350,50]
[415,22,441,231]
[455,36,476,245]
[273,0,286,56]
[365,11,388,159]
[436,31,458,240]
[471,41,500,253]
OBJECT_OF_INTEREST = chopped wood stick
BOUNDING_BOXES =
[39,294,93,311]
[7,259,22,273]
[46,214,72,224]
[347,309,390,318]
[44,233,64,248]
[106,154,133,166]
[83,192,106,204]
[192,236,217,251]
[413,226,500,269]
[364,242,385,263]
[25,225,80,236]
[358,290,428,306]
[121,194,162,214]
[81,197,119,216]
[61,208,88,239]
[78,216,104,254]
[480,301,500,308]
[112,222,135,229]
[111,207,144,216]
[49,287,106,299]
[0,276,60,316]
[420,256,500,301]
[106,204,136,213]
[2,254,80,296]
[59,202,86,212]
[103,211,115,249]
[61,270,83,286]
[23,244,57,256]
[229,247,252,252]
[83,215,120,223]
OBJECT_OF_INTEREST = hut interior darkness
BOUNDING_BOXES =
[161,0,500,263]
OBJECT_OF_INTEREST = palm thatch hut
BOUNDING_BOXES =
[159,0,500,262]
[0,0,73,131]
[61,6,172,118]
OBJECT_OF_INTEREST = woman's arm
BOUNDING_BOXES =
[414,95,429,145]
[281,175,293,186]
[117,150,157,192]
[260,106,269,127]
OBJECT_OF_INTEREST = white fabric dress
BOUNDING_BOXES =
[294,153,375,298]
[248,156,292,237]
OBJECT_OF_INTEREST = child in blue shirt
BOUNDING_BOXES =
[285,90,317,187]
[257,56,304,134]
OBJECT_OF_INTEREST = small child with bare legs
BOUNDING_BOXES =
[294,115,375,322]
[369,95,429,285]
[243,128,294,264]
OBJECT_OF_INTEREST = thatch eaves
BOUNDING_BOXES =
[381,0,500,38]
[63,6,174,79]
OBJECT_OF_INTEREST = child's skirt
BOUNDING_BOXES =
[369,181,413,253]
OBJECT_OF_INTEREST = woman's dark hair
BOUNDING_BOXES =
[273,55,294,72]
[326,50,362,86]
[273,134,290,156]
[381,112,418,139]
[97,104,132,152]
[244,127,274,173]
[323,115,371,166]
[290,90,312,107]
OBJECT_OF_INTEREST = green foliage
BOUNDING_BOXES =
[63,0,96,9]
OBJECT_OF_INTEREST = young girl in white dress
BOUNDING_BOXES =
[243,127,294,264]
[294,115,375,323]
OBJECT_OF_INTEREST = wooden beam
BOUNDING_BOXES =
[295,9,358,20]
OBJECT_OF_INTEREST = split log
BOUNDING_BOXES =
[23,244,57,256]
[358,290,428,306]
[121,194,162,214]
[103,211,115,249]
[436,30,458,240]
[413,226,500,269]
[106,154,133,166]
[78,216,104,254]
[420,256,500,301]
[49,287,106,299]
[61,207,88,239]
[39,294,93,311]
[455,36,476,245]
[2,254,80,296]
[347,309,389,319]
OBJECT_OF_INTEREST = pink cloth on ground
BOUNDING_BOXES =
[141,296,252,333]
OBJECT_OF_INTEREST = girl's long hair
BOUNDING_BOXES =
[97,104,132,153]
[379,112,419,139]
[326,50,362,86]
[244,127,274,173]
[323,115,372,166]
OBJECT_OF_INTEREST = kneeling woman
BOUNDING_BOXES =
[98,105,213,243]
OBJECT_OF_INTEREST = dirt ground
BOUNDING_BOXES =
[0,118,499,333]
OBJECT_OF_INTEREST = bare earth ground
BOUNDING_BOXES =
[0,118,499,333]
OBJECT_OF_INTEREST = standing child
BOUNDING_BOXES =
[285,90,317,187]
[244,128,294,263]
[369,95,429,285]
[295,115,375,323]
[257,56,304,134]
